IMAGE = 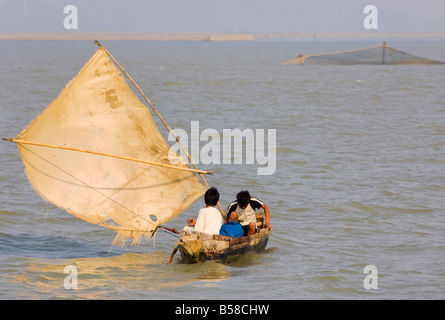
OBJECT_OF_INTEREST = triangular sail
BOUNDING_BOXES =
[283,42,445,65]
[12,47,207,244]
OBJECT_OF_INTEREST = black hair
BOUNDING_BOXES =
[204,187,219,206]
[236,190,251,207]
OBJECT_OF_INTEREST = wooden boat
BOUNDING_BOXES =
[179,228,270,264]
[170,213,270,264]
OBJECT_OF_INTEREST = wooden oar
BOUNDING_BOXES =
[168,239,181,264]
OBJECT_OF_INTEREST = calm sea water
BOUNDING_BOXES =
[0,40,444,300]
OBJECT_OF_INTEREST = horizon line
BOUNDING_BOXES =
[1,31,445,41]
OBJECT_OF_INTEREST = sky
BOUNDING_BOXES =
[0,0,444,33]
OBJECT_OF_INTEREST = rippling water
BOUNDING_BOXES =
[0,40,444,299]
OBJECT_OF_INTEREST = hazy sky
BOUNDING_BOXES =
[0,0,444,33]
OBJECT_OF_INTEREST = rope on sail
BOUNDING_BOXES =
[3,138,211,175]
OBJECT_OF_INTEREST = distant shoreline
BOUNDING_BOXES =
[1,32,445,41]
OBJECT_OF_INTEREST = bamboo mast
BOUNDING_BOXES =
[2,138,211,174]
[94,40,225,216]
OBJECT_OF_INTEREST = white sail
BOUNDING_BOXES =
[13,47,207,245]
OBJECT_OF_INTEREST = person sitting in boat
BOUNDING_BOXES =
[226,190,271,236]
[182,187,223,235]
[219,211,244,238]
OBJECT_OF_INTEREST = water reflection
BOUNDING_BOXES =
[8,251,234,299]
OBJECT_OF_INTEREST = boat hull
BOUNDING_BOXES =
[178,228,270,263]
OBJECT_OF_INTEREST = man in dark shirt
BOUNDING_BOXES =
[226,190,271,236]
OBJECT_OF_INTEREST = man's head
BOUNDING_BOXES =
[204,187,219,206]
[227,211,239,223]
[236,190,251,209]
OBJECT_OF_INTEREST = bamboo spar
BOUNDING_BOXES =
[2,138,211,175]
[94,40,225,216]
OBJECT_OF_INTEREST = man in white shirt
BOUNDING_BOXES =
[183,187,223,235]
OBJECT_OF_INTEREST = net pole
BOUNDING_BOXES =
[382,41,387,64]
